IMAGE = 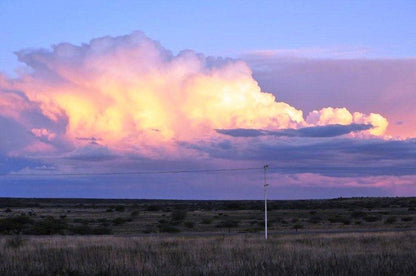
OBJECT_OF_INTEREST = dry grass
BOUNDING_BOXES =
[1,231,415,275]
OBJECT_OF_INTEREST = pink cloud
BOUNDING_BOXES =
[0,32,390,160]
[243,55,416,138]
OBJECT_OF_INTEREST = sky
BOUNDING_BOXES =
[0,1,415,199]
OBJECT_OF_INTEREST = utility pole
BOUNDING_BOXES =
[264,164,269,240]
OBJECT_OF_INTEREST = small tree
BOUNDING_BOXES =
[293,223,303,232]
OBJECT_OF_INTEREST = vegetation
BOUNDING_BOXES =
[0,197,415,274]
[0,197,415,235]
[0,231,415,275]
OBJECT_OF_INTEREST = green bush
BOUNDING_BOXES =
[293,224,304,232]
[401,216,413,222]
[69,224,93,235]
[200,218,212,224]
[384,216,397,224]
[0,215,34,234]
[27,217,67,235]
[184,221,194,228]
[158,223,180,233]
[112,217,128,226]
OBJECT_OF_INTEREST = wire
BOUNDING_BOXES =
[0,167,263,177]
[1,166,414,177]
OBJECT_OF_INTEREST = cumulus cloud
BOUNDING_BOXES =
[243,54,416,138]
[306,107,388,136]
[0,31,389,161]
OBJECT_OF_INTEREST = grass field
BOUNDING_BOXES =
[1,231,415,275]
[1,197,415,275]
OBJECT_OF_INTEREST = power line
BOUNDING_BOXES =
[0,167,263,177]
[1,166,414,177]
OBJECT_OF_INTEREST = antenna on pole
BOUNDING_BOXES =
[264,164,269,240]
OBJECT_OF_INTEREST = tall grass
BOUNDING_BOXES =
[0,231,415,275]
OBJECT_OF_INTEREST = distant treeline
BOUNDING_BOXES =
[1,197,415,211]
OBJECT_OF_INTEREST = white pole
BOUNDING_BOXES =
[264,165,269,240]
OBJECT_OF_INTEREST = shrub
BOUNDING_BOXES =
[328,216,351,225]
[91,226,112,235]
[351,211,367,218]
[27,217,67,235]
[293,224,304,232]
[184,221,194,228]
[145,205,161,211]
[216,219,239,228]
[401,216,413,222]
[223,202,244,210]
[112,217,128,226]
[308,216,322,224]
[200,218,212,224]
[158,223,180,233]
[0,215,34,234]
[364,216,381,222]
[69,225,93,235]
[170,210,187,222]
[69,225,112,235]
[114,206,125,212]
[384,216,397,224]
[130,210,139,217]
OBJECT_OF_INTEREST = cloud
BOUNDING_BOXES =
[305,107,388,136]
[1,31,414,199]
[184,136,416,177]
[0,31,389,161]
[241,47,370,59]
[0,154,44,174]
[242,54,416,138]
[64,143,117,161]
[216,123,372,138]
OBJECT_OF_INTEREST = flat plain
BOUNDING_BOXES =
[0,197,415,275]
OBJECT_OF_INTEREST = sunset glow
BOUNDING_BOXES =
[1,1,415,199]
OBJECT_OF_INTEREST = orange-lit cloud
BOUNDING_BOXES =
[1,32,389,158]
[306,107,388,136]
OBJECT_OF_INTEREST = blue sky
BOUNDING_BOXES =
[1,0,416,76]
[0,1,415,199]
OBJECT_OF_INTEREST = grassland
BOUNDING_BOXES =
[0,197,415,275]
[0,197,415,235]
[1,231,415,275]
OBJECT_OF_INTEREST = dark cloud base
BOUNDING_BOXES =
[216,123,372,138]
